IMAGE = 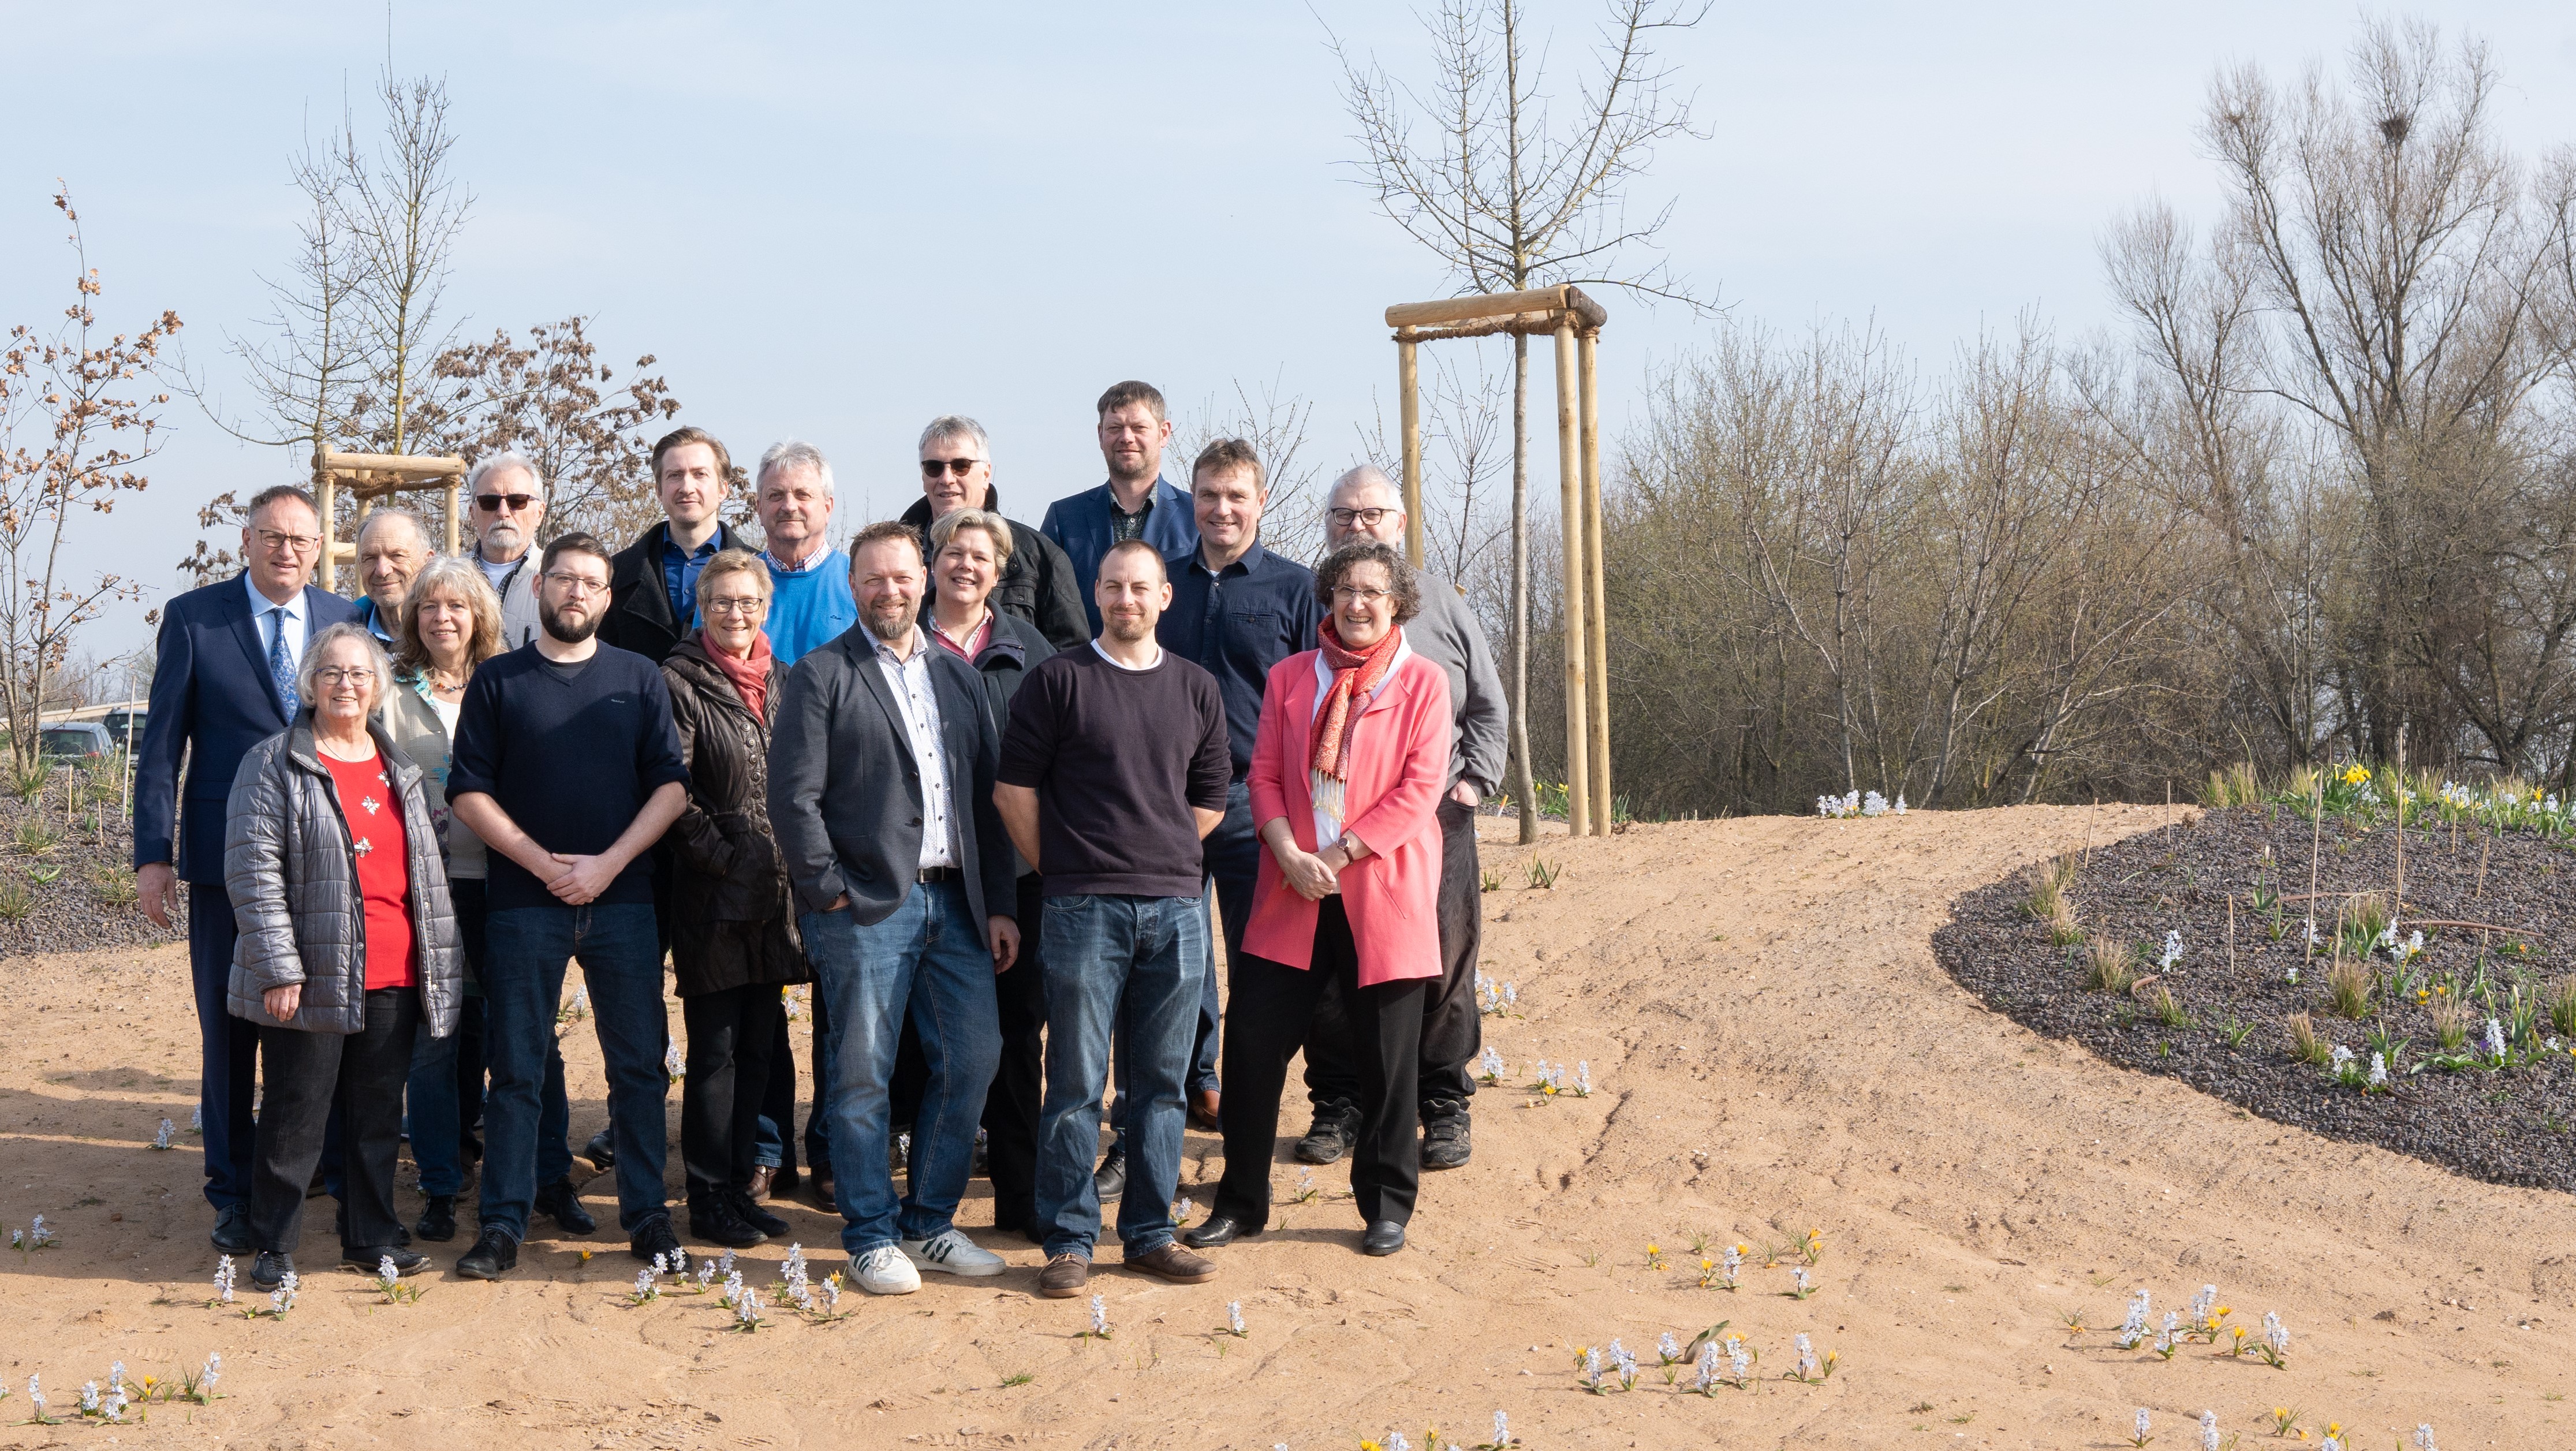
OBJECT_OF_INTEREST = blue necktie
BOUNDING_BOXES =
[268,606,299,718]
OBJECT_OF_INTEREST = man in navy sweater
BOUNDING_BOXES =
[446,532,691,1280]
[134,484,358,1253]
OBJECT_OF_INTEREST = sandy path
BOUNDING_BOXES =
[1,804,2568,1449]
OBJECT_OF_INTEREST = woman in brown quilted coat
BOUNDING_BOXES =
[661,549,809,1250]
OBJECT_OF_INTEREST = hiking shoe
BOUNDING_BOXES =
[535,1177,596,1235]
[1036,1252,1090,1298]
[851,1244,921,1296]
[629,1214,690,1275]
[727,1186,791,1239]
[454,1226,518,1280]
[1295,1100,1360,1165]
[1126,1241,1218,1285]
[902,1228,1006,1277]
[1421,1099,1472,1170]
[688,1194,767,1250]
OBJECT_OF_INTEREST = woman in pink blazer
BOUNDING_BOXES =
[1180,539,1451,1258]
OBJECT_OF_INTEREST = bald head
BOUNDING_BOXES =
[1325,465,1406,549]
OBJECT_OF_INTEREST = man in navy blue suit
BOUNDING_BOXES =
[1039,381,1200,637]
[134,484,359,1254]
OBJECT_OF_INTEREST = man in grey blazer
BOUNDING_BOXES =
[767,521,1021,1296]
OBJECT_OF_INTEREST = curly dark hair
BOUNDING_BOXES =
[1313,539,1420,624]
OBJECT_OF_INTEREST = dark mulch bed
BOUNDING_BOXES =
[0,783,180,957]
[1932,804,2576,1193]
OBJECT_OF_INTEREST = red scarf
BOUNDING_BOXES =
[710,631,774,719]
[1311,618,1403,791]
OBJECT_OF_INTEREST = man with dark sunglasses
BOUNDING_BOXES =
[897,416,1086,651]
[467,452,548,648]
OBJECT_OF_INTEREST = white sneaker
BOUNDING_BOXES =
[902,1228,1006,1277]
[850,1244,921,1296]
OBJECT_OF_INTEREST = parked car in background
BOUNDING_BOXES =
[39,722,113,760]
[97,708,146,747]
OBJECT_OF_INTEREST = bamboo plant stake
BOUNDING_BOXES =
[2393,725,2406,928]
[2306,767,2324,971]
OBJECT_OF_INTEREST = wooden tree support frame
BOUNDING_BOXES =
[1385,284,1612,837]
[311,446,468,592]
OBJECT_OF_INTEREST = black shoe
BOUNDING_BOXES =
[394,1219,413,1247]
[455,1226,518,1280]
[209,1203,256,1254]
[1296,1101,1360,1165]
[630,1214,690,1274]
[344,1246,427,1274]
[1092,1149,1126,1205]
[1361,1219,1406,1256]
[534,1177,597,1236]
[727,1187,791,1239]
[688,1195,768,1251]
[581,1129,615,1170]
[248,1248,294,1289]
[1421,1099,1472,1171]
[1179,1213,1259,1249]
[414,1194,458,1243]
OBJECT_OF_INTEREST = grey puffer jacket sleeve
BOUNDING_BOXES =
[223,718,463,1038]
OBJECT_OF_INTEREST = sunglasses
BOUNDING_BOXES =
[475,493,538,513]
[920,458,984,479]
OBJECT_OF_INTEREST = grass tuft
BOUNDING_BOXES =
[2286,1011,2331,1066]
[2323,954,2376,1020]
[2200,762,2263,808]
[2084,937,2139,994]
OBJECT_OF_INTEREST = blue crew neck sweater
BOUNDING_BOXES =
[763,550,859,667]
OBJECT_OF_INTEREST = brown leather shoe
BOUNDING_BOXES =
[746,1164,776,1200]
[1037,1253,1091,1299]
[1188,1088,1222,1132]
[1126,1241,1218,1285]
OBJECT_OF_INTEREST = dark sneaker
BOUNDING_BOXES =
[630,1214,690,1275]
[455,1226,518,1280]
[727,1187,791,1239]
[688,1195,767,1251]
[1126,1241,1218,1285]
[581,1128,615,1170]
[534,1177,597,1235]
[1092,1149,1126,1204]
[249,1248,295,1290]
[344,1246,427,1274]
[1295,1101,1360,1165]
[1036,1252,1090,1298]
[1421,1100,1472,1170]
[210,1203,256,1254]
[413,1193,458,1243]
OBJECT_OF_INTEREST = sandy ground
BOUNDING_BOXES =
[3,803,2571,1449]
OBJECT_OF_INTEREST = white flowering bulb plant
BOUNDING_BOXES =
[2116,1289,2151,1350]
[1816,789,1906,819]
[2130,1408,2151,1448]
[151,1118,175,1150]
[2160,929,2183,971]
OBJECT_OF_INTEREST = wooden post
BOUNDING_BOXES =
[1579,327,1611,835]
[445,478,461,555]
[315,466,337,593]
[1554,318,1591,837]
[1398,335,1424,567]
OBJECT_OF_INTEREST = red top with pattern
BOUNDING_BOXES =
[323,751,417,990]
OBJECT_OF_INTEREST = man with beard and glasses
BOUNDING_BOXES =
[768,521,1020,1295]
[445,532,692,1280]
[465,451,548,648]
[997,540,1232,1298]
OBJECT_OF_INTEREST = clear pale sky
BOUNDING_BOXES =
[6,2,2574,662]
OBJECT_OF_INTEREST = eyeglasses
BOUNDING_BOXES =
[701,596,767,617]
[543,573,609,597]
[1327,507,1397,527]
[312,667,374,687]
[475,493,538,513]
[1331,585,1392,606]
[254,529,321,552]
[920,458,985,479]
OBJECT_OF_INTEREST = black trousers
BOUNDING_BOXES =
[1216,897,1425,1229]
[758,1006,800,1177]
[251,986,421,1255]
[680,982,784,1200]
[1304,796,1481,1111]
[886,874,1048,1233]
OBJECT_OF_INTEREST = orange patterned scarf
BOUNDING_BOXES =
[1310,618,1402,826]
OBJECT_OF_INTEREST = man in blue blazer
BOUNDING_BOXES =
[1039,380,1199,636]
[134,484,359,1253]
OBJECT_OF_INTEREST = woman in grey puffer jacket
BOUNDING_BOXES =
[225,624,461,1288]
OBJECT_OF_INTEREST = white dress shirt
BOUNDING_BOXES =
[873,627,957,870]
[245,573,309,672]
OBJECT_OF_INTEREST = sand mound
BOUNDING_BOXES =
[2,804,2567,1449]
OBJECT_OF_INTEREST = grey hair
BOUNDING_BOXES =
[917,414,991,458]
[355,506,432,549]
[929,506,1016,568]
[1330,464,1404,511]
[757,438,835,496]
[296,621,398,714]
[465,449,546,498]
[1313,539,1422,624]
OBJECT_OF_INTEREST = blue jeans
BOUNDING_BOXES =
[1106,781,1245,1146]
[1036,893,1204,1260]
[479,903,669,1240]
[408,997,571,1197]
[800,880,1000,1257]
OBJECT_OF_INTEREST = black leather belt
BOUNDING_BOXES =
[916,866,961,883]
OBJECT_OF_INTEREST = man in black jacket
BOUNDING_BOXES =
[899,415,1087,651]
[766,521,1021,1295]
[599,426,751,667]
